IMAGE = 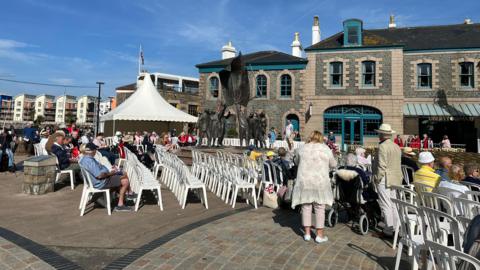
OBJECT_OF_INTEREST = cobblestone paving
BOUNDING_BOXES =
[126,207,405,270]
[0,236,53,270]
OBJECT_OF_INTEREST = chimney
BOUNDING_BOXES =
[464,18,473,24]
[221,41,236,59]
[389,14,397,28]
[291,32,303,58]
[312,16,321,45]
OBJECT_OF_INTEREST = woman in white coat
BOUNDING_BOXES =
[291,130,337,243]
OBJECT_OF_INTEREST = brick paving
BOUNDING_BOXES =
[125,207,408,270]
[0,236,53,270]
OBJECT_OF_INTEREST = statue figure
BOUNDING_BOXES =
[238,105,249,146]
[257,111,267,148]
[214,104,228,146]
[196,110,211,146]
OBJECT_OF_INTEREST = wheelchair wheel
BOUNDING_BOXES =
[359,214,369,235]
[327,208,338,227]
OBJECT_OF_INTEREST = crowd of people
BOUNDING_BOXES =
[393,133,452,149]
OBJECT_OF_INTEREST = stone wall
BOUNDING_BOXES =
[403,51,480,98]
[198,69,306,135]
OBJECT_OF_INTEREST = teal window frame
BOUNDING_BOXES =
[343,19,363,46]
[209,77,219,98]
[280,74,292,97]
[329,62,343,87]
[362,61,376,87]
[459,62,475,88]
[256,75,267,97]
[417,63,432,89]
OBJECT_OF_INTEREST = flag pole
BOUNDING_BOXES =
[138,44,142,75]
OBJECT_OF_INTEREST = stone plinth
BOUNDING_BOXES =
[23,156,57,195]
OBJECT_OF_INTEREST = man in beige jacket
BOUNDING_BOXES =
[372,123,402,236]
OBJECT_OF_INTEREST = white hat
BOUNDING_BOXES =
[375,123,396,134]
[418,152,435,164]
[115,131,122,136]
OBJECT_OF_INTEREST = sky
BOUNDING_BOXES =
[1,0,479,98]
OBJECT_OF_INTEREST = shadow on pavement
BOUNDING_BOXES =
[271,208,303,236]
[348,243,410,270]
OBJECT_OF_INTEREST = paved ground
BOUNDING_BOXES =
[124,207,406,270]
[0,154,412,269]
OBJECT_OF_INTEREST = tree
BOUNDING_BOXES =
[65,113,76,124]
[34,115,45,126]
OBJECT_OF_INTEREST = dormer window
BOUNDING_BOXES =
[343,19,363,46]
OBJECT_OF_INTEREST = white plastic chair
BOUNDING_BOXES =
[54,156,75,190]
[420,206,462,251]
[390,185,418,252]
[391,198,426,270]
[79,168,111,216]
[462,182,480,192]
[425,239,480,270]
[401,165,414,186]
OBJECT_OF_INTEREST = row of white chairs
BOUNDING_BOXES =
[391,183,480,270]
[124,148,163,212]
[33,143,75,190]
[154,148,208,209]
[192,150,257,209]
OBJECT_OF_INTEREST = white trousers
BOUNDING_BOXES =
[376,178,398,233]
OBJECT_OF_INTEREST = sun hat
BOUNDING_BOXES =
[115,131,122,136]
[266,151,275,157]
[402,147,416,156]
[375,123,396,134]
[418,152,435,164]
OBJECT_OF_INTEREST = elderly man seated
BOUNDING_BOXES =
[414,152,441,191]
[51,131,80,175]
[79,143,132,212]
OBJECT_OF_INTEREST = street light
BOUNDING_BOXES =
[95,81,104,136]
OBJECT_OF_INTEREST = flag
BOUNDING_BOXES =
[140,49,144,65]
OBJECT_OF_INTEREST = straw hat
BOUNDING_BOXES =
[375,123,396,134]
[402,147,416,156]
[418,152,435,164]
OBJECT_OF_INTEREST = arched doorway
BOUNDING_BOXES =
[324,105,382,146]
[286,114,300,132]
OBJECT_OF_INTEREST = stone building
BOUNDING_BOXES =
[115,72,201,117]
[196,16,480,151]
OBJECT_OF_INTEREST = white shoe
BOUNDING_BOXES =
[315,236,328,243]
[303,234,311,241]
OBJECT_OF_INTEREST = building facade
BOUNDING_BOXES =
[0,95,13,123]
[55,95,77,124]
[196,17,480,151]
[13,94,36,122]
[76,95,96,125]
[115,72,201,116]
[34,95,56,123]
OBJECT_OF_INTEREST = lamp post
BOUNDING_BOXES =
[95,82,104,136]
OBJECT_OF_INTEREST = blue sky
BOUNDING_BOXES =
[1,0,479,98]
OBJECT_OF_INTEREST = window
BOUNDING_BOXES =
[37,102,42,107]
[209,77,219,98]
[363,119,381,136]
[324,118,342,134]
[280,74,292,97]
[347,26,359,45]
[362,61,376,87]
[329,62,343,87]
[417,63,432,89]
[16,101,21,106]
[188,104,198,116]
[256,75,267,97]
[460,62,475,88]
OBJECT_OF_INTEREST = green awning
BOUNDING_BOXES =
[403,103,480,117]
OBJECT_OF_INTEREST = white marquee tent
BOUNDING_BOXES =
[100,73,198,135]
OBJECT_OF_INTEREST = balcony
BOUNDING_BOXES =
[157,85,199,94]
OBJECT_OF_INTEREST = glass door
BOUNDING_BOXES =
[343,118,362,146]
